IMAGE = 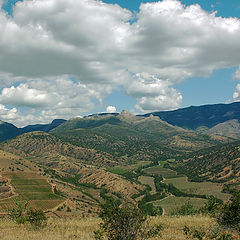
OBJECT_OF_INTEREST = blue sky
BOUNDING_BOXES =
[101,0,240,108]
[1,0,240,126]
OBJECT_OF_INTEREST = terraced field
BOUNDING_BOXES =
[163,177,231,201]
[0,172,64,212]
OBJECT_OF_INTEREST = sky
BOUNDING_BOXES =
[1,0,240,126]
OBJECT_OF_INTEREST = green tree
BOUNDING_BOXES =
[95,200,163,240]
[218,190,240,232]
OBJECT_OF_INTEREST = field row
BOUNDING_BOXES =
[0,172,64,212]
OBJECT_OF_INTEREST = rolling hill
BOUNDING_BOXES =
[0,131,116,167]
[172,140,240,185]
[206,119,240,139]
[50,111,225,165]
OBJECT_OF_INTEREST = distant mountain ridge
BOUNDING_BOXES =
[1,101,240,142]
[0,120,20,142]
[21,119,66,133]
[142,102,240,130]
[0,119,66,142]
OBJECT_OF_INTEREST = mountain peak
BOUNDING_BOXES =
[118,110,142,123]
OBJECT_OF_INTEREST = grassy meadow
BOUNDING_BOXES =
[0,215,238,240]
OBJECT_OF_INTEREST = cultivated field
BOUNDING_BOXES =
[143,166,178,178]
[153,196,207,215]
[0,172,64,212]
[163,177,231,201]
[138,176,156,193]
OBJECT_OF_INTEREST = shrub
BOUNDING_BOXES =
[9,200,29,224]
[171,201,199,216]
[95,200,163,240]
[217,190,240,232]
[138,202,163,216]
[200,196,223,217]
[183,225,234,240]
[26,209,47,229]
[8,199,47,229]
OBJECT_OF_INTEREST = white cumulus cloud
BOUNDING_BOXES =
[1,0,240,125]
[0,104,18,121]
[233,84,240,101]
[106,106,117,113]
[0,84,55,108]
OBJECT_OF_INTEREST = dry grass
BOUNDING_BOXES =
[0,215,238,240]
[0,217,100,240]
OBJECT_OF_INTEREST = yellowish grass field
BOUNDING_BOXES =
[0,216,238,240]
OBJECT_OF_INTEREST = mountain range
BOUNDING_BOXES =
[1,102,240,142]
[0,103,239,181]
[0,102,239,218]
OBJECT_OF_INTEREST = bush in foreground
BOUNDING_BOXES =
[217,190,240,232]
[171,201,199,216]
[95,200,163,240]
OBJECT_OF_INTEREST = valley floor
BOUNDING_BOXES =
[0,216,239,240]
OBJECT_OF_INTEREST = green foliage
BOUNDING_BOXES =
[139,203,163,216]
[171,201,199,216]
[137,190,165,216]
[8,199,47,229]
[95,200,163,240]
[183,225,234,240]
[200,196,223,217]
[9,199,29,224]
[100,188,121,206]
[218,190,240,232]
[26,209,47,229]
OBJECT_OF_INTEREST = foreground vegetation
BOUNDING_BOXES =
[0,215,238,240]
[1,189,238,240]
